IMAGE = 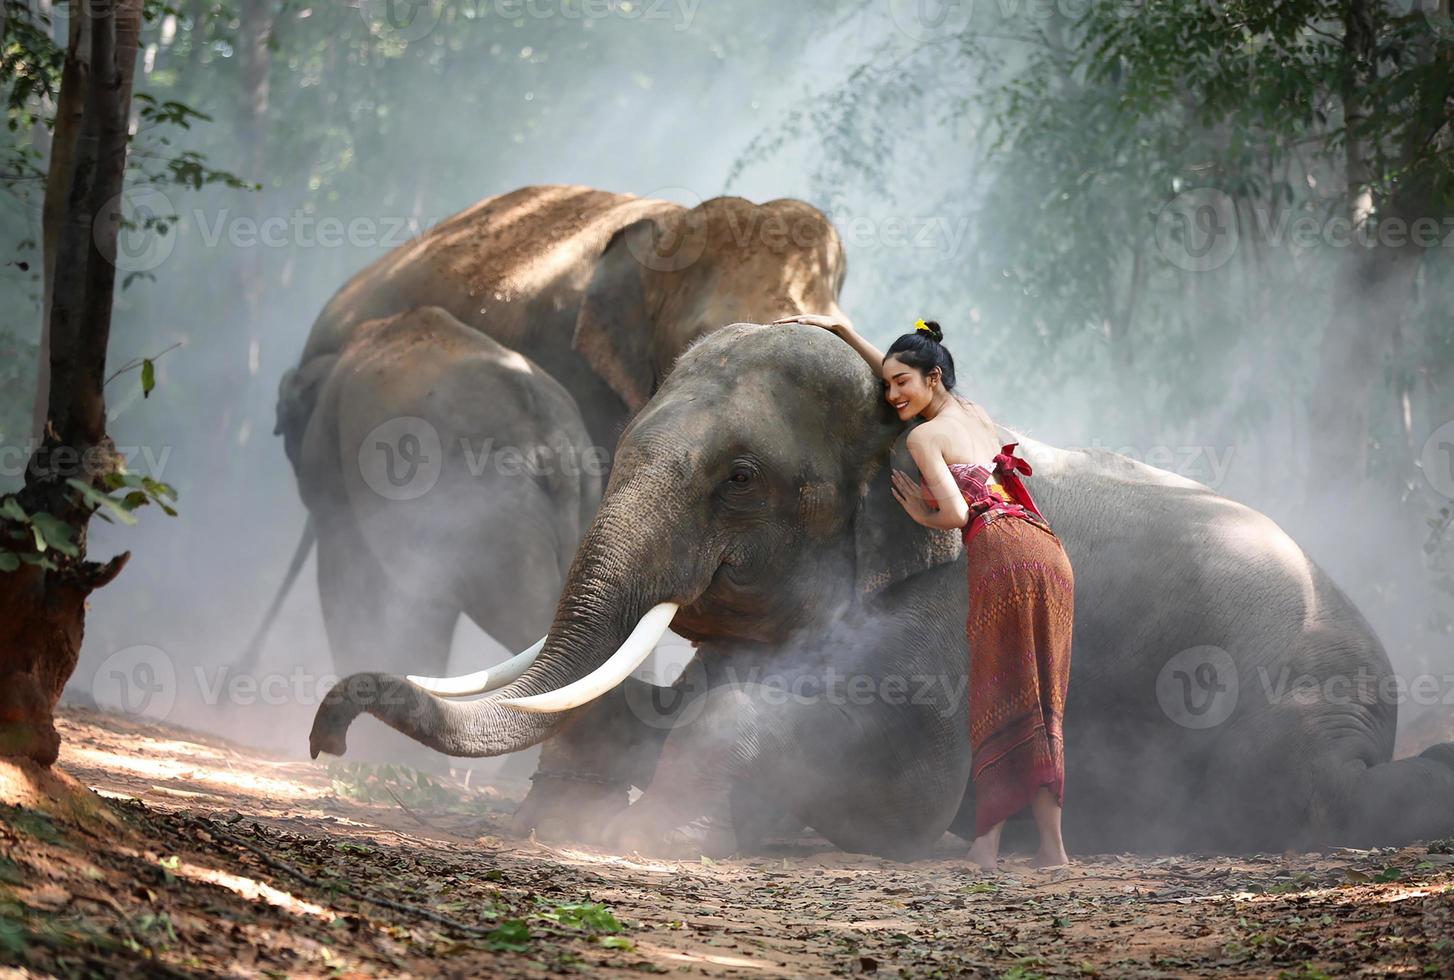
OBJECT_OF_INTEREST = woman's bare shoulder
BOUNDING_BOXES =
[958,397,996,429]
[944,399,1002,461]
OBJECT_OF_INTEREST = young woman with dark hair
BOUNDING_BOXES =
[771,313,1074,870]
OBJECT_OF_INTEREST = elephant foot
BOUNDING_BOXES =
[600,798,739,859]
[509,773,629,844]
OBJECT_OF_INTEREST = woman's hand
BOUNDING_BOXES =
[772,311,885,375]
[771,313,846,335]
[890,468,933,524]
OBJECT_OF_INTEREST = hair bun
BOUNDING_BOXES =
[923,320,943,343]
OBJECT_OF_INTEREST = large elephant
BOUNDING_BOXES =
[288,305,601,673]
[309,321,1454,857]
[263,186,849,682]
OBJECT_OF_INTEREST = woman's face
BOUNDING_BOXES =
[882,355,937,422]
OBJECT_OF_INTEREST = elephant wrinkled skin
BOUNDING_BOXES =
[270,186,849,691]
[311,322,1454,857]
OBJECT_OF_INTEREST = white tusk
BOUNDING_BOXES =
[407,635,546,697]
[498,601,678,713]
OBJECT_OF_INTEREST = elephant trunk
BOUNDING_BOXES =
[309,478,700,759]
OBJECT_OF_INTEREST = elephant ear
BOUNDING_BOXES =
[572,218,660,413]
[853,438,964,597]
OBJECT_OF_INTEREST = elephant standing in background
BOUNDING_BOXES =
[292,305,600,672]
[263,185,849,687]
[312,322,1454,858]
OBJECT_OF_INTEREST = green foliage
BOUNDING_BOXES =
[0,462,178,571]
[532,898,624,934]
[745,0,1452,445]
[1,0,64,138]
[484,918,532,952]
[0,0,249,355]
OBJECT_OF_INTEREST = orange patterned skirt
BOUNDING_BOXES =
[964,514,1075,838]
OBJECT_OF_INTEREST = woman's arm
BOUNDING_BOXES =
[891,428,971,530]
[770,313,884,373]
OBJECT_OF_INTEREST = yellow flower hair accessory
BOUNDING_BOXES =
[914,318,930,333]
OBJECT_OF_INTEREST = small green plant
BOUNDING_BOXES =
[484,918,532,952]
[533,899,624,934]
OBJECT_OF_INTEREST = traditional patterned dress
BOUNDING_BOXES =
[920,443,1075,838]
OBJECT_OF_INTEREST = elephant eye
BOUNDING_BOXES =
[724,460,759,489]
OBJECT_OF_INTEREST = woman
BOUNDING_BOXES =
[771,313,1074,870]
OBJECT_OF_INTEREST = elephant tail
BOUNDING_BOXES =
[233,517,316,676]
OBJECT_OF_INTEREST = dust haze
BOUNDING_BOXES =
[2,1,1450,801]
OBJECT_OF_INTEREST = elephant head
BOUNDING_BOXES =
[570,195,852,414]
[309,322,964,758]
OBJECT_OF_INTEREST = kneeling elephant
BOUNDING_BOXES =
[310,322,1454,858]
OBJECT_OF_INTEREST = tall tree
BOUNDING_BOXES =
[32,0,90,440]
[0,0,146,764]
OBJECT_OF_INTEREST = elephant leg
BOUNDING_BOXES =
[601,674,971,860]
[441,483,574,785]
[1330,742,1454,847]
[509,675,686,841]
[315,516,459,770]
[453,488,570,654]
[1184,694,1415,854]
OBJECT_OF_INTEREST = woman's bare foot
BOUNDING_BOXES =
[1029,786,1068,869]
[966,821,1004,871]
[1030,846,1070,868]
[966,842,998,871]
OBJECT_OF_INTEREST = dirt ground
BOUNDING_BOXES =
[2,708,1453,978]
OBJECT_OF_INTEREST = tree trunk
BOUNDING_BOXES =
[1,0,143,766]
[32,0,91,442]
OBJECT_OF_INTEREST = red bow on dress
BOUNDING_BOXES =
[991,442,1044,520]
